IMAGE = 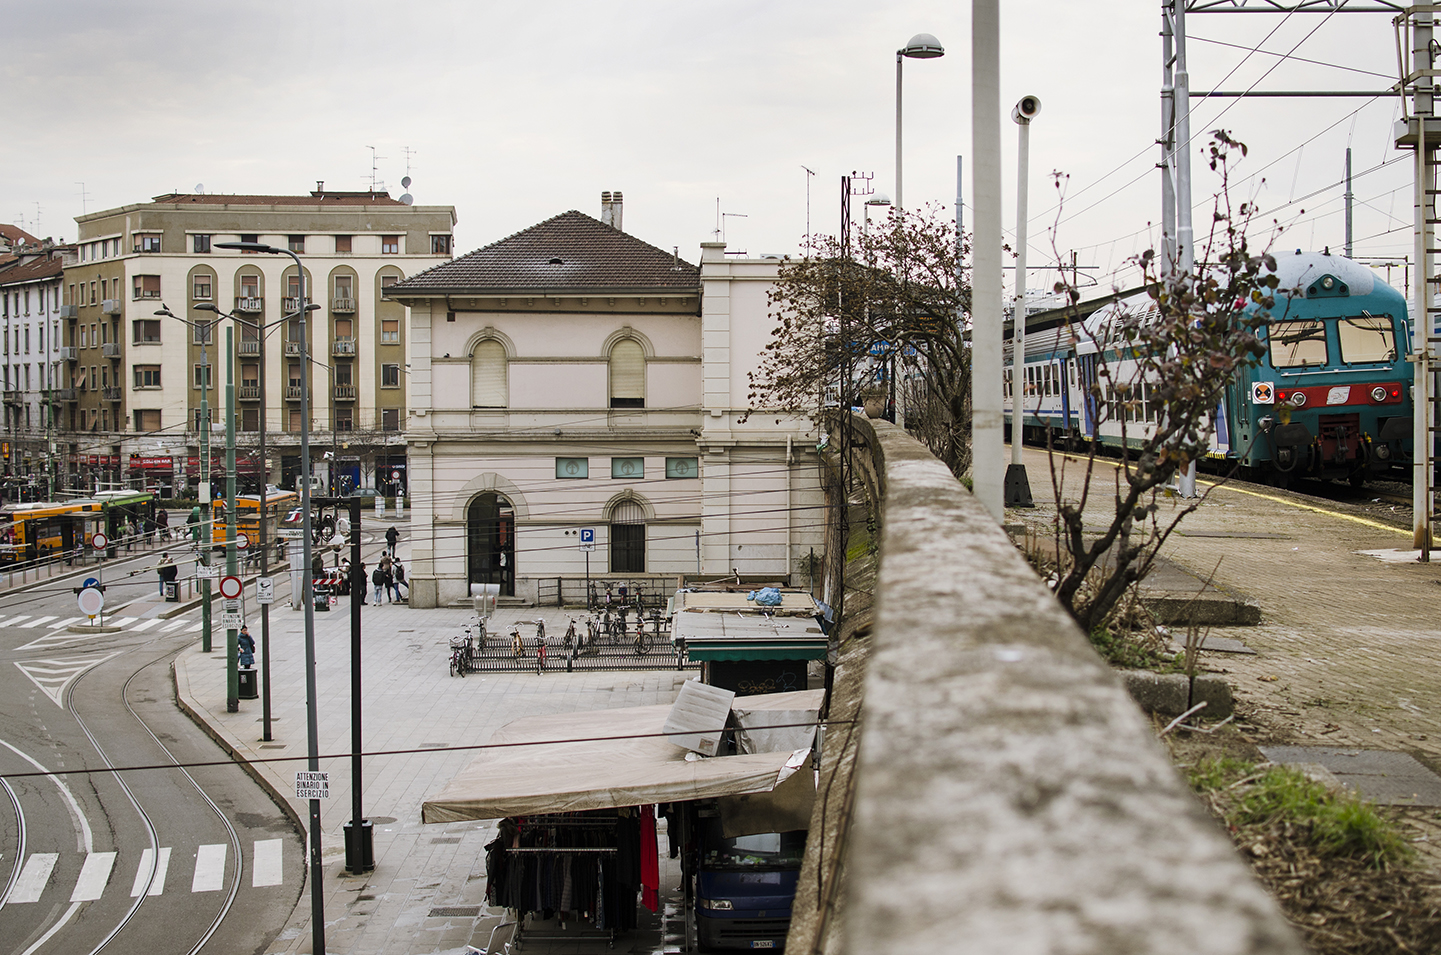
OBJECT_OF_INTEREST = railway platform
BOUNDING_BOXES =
[1008,442,1441,795]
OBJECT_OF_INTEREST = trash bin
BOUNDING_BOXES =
[237,668,259,699]
[314,587,330,612]
[164,581,178,602]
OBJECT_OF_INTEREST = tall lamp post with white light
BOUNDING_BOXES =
[1005,94,1041,509]
[213,240,325,954]
[896,32,945,213]
[154,304,215,652]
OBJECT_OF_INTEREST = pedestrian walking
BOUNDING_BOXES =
[357,560,368,604]
[385,525,399,556]
[392,560,409,602]
[372,563,386,605]
[237,625,255,668]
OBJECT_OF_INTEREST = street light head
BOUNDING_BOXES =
[195,302,221,314]
[866,192,893,207]
[154,305,177,318]
[1012,94,1042,124]
[900,33,944,59]
[215,240,284,255]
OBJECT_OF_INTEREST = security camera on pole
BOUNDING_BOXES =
[1005,94,1041,508]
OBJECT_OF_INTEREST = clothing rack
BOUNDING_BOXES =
[505,846,617,853]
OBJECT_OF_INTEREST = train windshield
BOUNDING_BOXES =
[1337,314,1396,364]
[1269,320,1328,368]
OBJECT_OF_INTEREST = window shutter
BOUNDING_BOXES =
[609,339,645,404]
[611,499,646,524]
[471,340,507,407]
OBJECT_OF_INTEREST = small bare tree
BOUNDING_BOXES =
[1045,131,1282,632]
[747,207,972,478]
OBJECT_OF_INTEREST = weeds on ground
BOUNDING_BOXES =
[1185,756,1441,955]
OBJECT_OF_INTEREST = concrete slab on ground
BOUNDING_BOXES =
[1260,746,1441,807]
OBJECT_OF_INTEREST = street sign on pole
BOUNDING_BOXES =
[295,771,330,800]
[220,611,244,629]
[197,564,220,579]
[256,577,275,604]
[579,527,596,552]
[236,532,250,550]
[219,575,243,600]
[91,532,108,551]
[82,577,100,590]
[77,587,104,616]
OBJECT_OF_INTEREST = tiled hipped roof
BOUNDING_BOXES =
[0,255,63,285]
[389,211,698,295]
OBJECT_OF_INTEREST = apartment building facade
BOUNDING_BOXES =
[61,188,456,494]
[386,195,823,607]
[0,232,68,497]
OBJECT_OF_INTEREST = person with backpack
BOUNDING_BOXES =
[392,560,409,602]
[385,524,399,556]
[372,562,386,605]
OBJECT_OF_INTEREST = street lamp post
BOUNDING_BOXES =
[156,304,214,652]
[895,32,945,214]
[1006,95,1041,509]
[215,240,324,955]
[198,300,307,740]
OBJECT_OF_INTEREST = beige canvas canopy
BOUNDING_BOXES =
[421,695,817,824]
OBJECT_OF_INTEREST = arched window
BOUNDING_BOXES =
[609,339,645,408]
[609,498,646,573]
[471,339,507,408]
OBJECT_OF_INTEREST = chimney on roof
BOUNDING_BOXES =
[315,181,325,195]
[600,190,624,232]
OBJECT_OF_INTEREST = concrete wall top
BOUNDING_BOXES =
[843,417,1303,954]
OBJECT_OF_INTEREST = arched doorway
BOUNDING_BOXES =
[467,492,514,596]
[609,498,646,573]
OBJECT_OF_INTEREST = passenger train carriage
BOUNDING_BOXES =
[1002,251,1413,485]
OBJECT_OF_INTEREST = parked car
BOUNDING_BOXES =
[349,487,381,500]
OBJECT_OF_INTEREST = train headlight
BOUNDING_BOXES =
[1371,386,1388,402]
[1289,391,1306,407]
[1375,443,1392,461]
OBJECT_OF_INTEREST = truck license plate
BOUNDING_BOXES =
[751,943,775,950]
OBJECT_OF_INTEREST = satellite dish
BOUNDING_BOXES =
[399,193,414,205]
[195,184,205,194]
[401,176,412,189]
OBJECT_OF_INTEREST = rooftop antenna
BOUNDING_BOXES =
[722,210,747,244]
[365,145,386,193]
[714,198,722,241]
[801,166,816,257]
[33,201,42,235]
[399,146,415,205]
[75,182,89,215]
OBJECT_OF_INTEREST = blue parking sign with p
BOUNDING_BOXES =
[580,528,595,544]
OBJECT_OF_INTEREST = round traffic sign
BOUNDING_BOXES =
[77,586,104,616]
[82,577,100,590]
[218,575,243,600]
[235,532,250,550]
[91,532,108,550]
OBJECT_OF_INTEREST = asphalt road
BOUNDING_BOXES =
[0,548,304,955]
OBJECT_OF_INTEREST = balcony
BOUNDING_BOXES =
[285,385,305,401]
[102,342,121,358]
[331,298,356,313]
[60,346,78,361]
[3,390,21,405]
[59,305,78,319]
[238,340,261,356]
[332,338,356,356]
[238,385,261,401]
[55,388,76,402]
[333,384,357,400]
[235,297,263,313]
[283,297,302,313]
[100,299,122,315]
[283,341,304,356]
[102,386,122,401]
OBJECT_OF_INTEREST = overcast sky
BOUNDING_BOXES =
[0,1,1414,296]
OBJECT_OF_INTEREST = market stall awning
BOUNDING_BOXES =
[421,699,813,824]
[672,611,828,661]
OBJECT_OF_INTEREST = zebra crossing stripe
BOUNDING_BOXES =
[130,619,162,632]
[5,616,32,628]
[185,622,204,633]
[70,851,116,901]
[109,617,138,628]
[48,617,79,629]
[28,615,56,628]
[161,618,188,631]
[192,843,226,892]
[130,847,171,897]
[252,839,283,887]
[9,853,57,903]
